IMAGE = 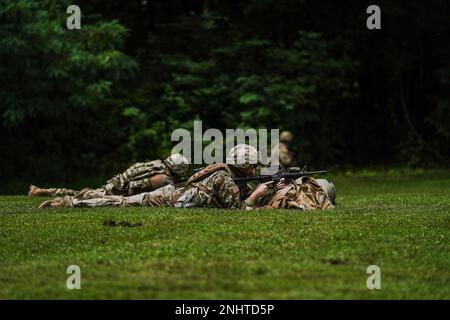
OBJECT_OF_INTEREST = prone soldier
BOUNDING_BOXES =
[174,144,274,209]
[39,184,181,208]
[38,145,270,209]
[36,153,189,207]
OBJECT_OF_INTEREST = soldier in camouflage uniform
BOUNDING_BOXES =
[174,144,272,209]
[52,171,335,211]
[40,184,181,208]
[36,154,190,207]
[40,145,282,209]
[271,130,295,170]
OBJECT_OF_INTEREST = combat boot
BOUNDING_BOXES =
[38,196,72,208]
[28,185,53,197]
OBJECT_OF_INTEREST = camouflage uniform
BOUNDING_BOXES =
[31,154,190,199]
[45,184,182,208]
[174,164,253,209]
[29,186,79,197]
[38,145,265,210]
[174,144,262,209]
[102,160,172,195]
[271,131,295,169]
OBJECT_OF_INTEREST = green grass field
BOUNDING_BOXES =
[1,170,449,299]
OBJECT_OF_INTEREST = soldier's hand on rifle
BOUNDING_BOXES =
[275,178,286,190]
[249,181,273,201]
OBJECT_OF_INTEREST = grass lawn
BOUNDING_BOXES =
[0,170,449,299]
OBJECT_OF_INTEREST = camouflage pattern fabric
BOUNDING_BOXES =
[225,144,259,169]
[140,185,182,207]
[48,185,180,208]
[73,188,107,199]
[31,160,172,197]
[40,187,78,197]
[175,167,249,209]
[164,153,190,176]
[267,176,334,210]
[103,160,172,195]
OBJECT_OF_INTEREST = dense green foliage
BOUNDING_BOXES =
[0,0,137,191]
[1,171,449,299]
[0,0,449,193]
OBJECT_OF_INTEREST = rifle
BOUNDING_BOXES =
[233,167,327,186]
[175,166,327,186]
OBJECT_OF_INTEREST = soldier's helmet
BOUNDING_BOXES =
[226,144,259,169]
[316,179,336,204]
[280,131,294,143]
[165,153,190,176]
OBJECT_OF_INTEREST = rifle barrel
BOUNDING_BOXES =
[234,170,327,183]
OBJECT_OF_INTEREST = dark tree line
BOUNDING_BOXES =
[0,0,449,193]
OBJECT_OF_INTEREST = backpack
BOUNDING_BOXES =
[185,163,233,186]
[268,176,334,210]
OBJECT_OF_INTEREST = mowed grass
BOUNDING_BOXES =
[0,171,449,299]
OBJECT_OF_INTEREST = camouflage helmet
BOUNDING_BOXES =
[226,144,259,169]
[280,131,294,143]
[316,179,336,204]
[164,153,190,176]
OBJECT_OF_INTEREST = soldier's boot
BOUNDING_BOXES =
[29,185,78,197]
[28,185,53,197]
[38,196,72,208]
[28,185,38,197]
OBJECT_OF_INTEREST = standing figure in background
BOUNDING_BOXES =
[272,130,296,170]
